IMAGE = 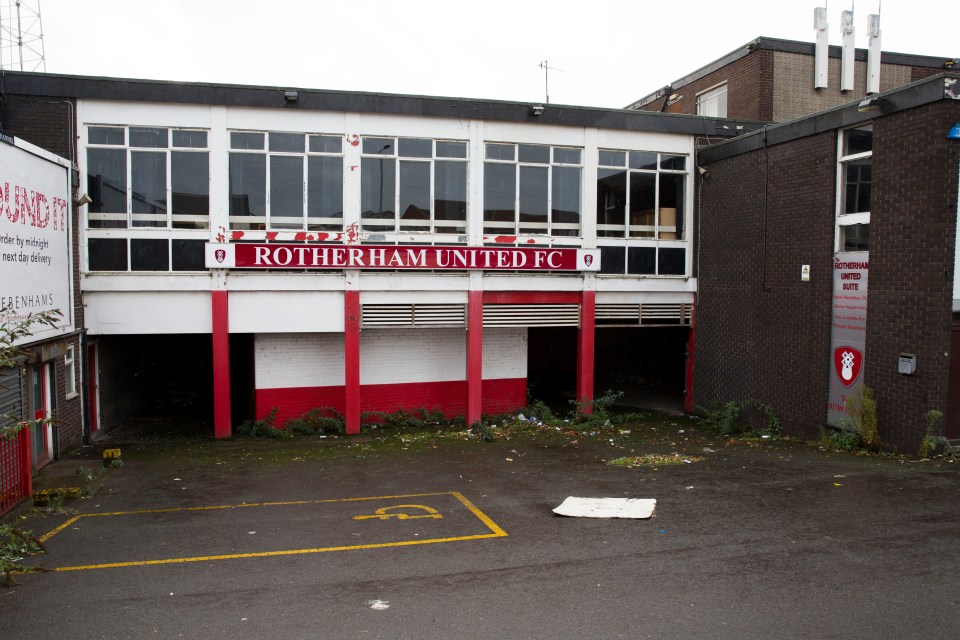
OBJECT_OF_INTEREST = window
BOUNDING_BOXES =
[483,143,581,237]
[86,126,210,229]
[697,84,728,118]
[64,345,77,397]
[596,150,687,239]
[229,131,344,231]
[360,137,467,233]
[837,125,872,251]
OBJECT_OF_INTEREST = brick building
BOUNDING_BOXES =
[695,72,960,451]
[627,37,951,122]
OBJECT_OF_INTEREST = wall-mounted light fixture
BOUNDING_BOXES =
[75,191,92,206]
[530,104,545,116]
[284,91,299,102]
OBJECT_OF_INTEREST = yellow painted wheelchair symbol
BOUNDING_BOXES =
[353,505,443,521]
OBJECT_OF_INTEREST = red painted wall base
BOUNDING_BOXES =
[256,378,527,425]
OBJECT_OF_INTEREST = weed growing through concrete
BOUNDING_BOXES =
[608,454,704,467]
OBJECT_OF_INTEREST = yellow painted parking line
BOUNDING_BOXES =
[40,491,507,572]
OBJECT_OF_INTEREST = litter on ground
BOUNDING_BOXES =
[552,497,656,519]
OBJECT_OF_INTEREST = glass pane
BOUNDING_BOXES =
[598,245,625,274]
[269,155,304,229]
[597,168,626,237]
[231,132,264,150]
[131,238,169,271]
[269,132,304,153]
[629,151,658,170]
[398,138,432,158]
[843,159,872,214]
[172,130,208,148]
[483,162,516,230]
[130,127,168,148]
[361,156,396,230]
[307,156,343,230]
[518,165,548,233]
[519,144,550,164]
[553,147,581,165]
[659,173,684,239]
[399,161,431,231]
[551,165,580,237]
[435,160,467,232]
[87,238,127,271]
[171,152,209,229]
[88,126,124,145]
[843,126,873,156]
[627,246,655,275]
[131,151,167,227]
[485,143,514,161]
[229,153,266,229]
[660,155,686,171]
[363,137,395,155]
[841,223,870,251]
[658,247,686,275]
[599,150,625,167]
[628,172,656,238]
[172,239,207,271]
[309,135,342,154]
[436,141,467,158]
[87,148,127,227]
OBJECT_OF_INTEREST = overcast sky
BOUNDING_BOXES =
[29,0,958,109]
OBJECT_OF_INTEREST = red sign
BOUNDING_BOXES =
[206,243,600,272]
[833,346,863,388]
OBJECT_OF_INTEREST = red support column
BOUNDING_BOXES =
[466,290,484,425]
[576,290,596,414]
[684,300,697,414]
[212,290,232,438]
[19,426,32,501]
[344,290,361,435]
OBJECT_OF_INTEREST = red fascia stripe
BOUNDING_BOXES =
[482,291,581,305]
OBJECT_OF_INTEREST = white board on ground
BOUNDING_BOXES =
[552,497,656,519]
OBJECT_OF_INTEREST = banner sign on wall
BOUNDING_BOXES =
[205,243,601,272]
[0,140,73,345]
[827,252,869,427]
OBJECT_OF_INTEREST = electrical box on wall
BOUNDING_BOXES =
[898,353,917,375]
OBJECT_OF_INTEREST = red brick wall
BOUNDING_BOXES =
[696,101,960,451]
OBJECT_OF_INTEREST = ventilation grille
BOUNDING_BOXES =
[362,304,466,327]
[483,304,580,327]
[596,303,691,326]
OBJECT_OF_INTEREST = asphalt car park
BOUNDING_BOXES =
[3,423,960,639]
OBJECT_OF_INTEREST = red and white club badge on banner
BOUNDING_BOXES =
[833,346,863,388]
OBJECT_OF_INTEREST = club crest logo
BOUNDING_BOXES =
[833,346,863,388]
[215,249,226,264]
[584,254,593,267]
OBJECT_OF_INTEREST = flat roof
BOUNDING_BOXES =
[626,36,956,110]
[0,70,764,139]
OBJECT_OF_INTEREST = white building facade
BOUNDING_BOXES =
[18,76,757,437]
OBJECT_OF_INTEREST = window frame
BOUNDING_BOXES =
[595,149,687,240]
[228,131,345,232]
[85,125,210,230]
[835,124,873,252]
[696,83,728,118]
[482,143,583,237]
[64,344,77,398]
[359,136,468,234]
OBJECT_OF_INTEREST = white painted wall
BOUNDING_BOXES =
[229,291,345,333]
[255,327,526,390]
[85,291,212,334]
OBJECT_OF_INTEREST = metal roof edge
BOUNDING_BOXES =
[0,70,766,138]
[697,72,959,164]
